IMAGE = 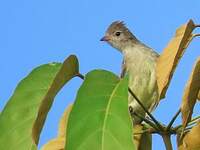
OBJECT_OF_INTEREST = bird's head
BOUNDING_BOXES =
[101,21,138,51]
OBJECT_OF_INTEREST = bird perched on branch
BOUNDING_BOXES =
[101,21,159,124]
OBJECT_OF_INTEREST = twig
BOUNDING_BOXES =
[166,109,181,131]
[162,134,173,150]
[176,125,193,134]
[188,115,200,124]
[184,126,193,131]
[174,115,200,130]
[128,88,163,131]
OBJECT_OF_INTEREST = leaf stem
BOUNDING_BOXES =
[166,109,181,131]
[193,33,200,38]
[76,73,85,80]
[195,24,200,28]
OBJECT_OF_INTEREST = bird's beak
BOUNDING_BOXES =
[100,36,110,41]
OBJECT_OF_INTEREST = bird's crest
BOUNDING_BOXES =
[107,21,129,33]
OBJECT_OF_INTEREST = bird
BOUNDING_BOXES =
[101,21,160,124]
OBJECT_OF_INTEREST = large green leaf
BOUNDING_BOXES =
[0,55,79,150]
[66,70,135,150]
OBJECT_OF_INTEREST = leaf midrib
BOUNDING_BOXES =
[101,81,121,150]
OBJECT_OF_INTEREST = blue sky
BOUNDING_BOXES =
[0,0,200,149]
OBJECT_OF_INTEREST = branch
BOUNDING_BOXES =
[162,134,173,150]
[128,88,163,131]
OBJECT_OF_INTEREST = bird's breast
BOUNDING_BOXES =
[123,45,159,112]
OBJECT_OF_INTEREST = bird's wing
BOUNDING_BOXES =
[120,59,127,78]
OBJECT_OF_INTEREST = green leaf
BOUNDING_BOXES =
[66,70,135,150]
[0,55,79,150]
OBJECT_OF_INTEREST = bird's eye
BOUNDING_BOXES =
[115,31,121,36]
